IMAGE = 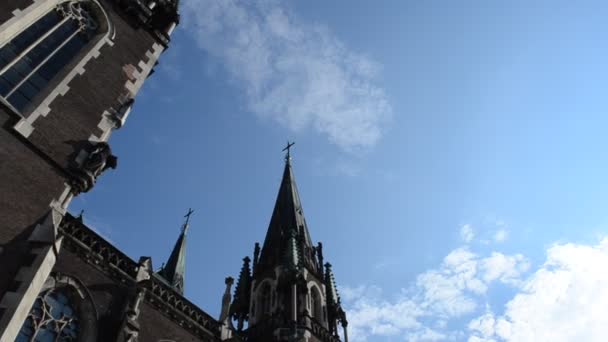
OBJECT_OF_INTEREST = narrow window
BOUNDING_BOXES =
[0,1,98,112]
[311,287,323,322]
[258,283,271,317]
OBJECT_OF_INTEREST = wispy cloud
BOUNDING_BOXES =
[461,218,510,244]
[182,0,392,152]
[493,228,509,243]
[461,224,475,243]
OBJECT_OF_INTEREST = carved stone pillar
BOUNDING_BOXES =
[342,321,349,342]
[219,277,234,322]
[116,257,151,342]
[0,186,71,342]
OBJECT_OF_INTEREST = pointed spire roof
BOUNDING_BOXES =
[257,144,314,273]
[157,208,194,294]
[230,256,252,327]
[324,263,341,307]
[324,262,348,335]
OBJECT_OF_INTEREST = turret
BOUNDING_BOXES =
[226,143,346,341]
[156,209,194,294]
[230,256,252,331]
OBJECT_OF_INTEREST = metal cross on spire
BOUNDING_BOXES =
[283,141,295,162]
[182,208,194,232]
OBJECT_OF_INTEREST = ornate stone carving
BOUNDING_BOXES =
[16,273,98,342]
[219,277,234,323]
[118,257,152,342]
[71,142,117,194]
[111,0,178,45]
[108,95,135,129]
[57,1,99,32]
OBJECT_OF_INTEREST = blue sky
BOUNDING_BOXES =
[71,1,608,341]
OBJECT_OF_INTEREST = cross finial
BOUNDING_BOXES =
[76,209,85,222]
[282,141,295,162]
[183,208,194,232]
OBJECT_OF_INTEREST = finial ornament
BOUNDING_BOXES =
[182,208,194,232]
[76,209,85,222]
[282,140,295,162]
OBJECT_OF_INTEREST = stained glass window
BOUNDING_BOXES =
[16,287,79,341]
[0,1,98,112]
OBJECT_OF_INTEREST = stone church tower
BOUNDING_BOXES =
[0,0,350,341]
[0,0,211,340]
[222,149,349,342]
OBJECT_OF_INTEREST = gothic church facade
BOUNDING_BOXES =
[0,0,348,341]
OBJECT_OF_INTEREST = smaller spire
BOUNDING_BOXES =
[324,263,340,305]
[220,277,234,322]
[253,242,261,274]
[76,209,85,223]
[231,257,252,331]
[157,209,194,294]
[317,242,324,275]
[324,262,347,336]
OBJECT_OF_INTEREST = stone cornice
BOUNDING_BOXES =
[59,214,221,339]
[147,274,222,339]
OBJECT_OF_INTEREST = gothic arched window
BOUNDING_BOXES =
[258,283,272,317]
[16,273,98,342]
[0,1,101,112]
[16,288,79,341]
[311,286,323,322]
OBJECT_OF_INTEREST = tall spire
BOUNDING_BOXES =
[157,208,194,294]
[256,143,315,275]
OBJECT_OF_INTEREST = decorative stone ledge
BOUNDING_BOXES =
[59,214,222,340]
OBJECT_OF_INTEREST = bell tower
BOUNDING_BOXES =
[0,0,179,339]
[224,145,349,342]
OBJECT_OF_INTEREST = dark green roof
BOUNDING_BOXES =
[257,158,314,273]
[157,220,189,294]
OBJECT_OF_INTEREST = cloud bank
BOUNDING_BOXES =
[468,239,608,342]
[182,0,391,152]
[342,236,608,341]
[343,247,529,341]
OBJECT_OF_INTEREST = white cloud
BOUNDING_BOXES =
[468,239,608,342]
[468,311,498,339]
[417,248,486,317]
[461,224,475,243]
[479,252,530,286]
[493,229,508,243]
[406,327,448,342]
[343,223,608,342]
[342,245,530,341]
[182,0,391,152]
[344,285,423,341]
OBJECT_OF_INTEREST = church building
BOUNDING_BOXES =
[0,0,348,341]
